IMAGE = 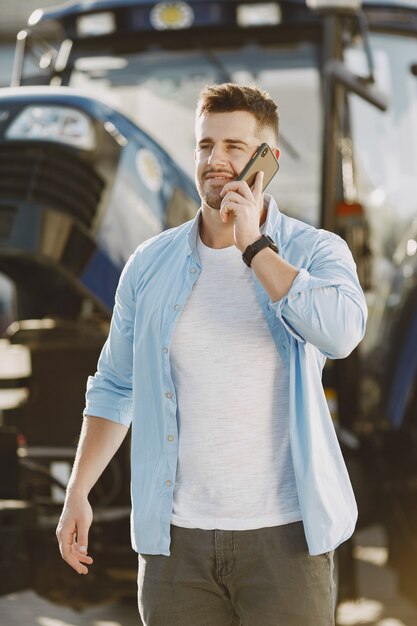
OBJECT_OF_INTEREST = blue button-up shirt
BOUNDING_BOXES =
[84,195,367,556]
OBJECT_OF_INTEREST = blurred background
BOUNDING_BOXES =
[0,1,416,625]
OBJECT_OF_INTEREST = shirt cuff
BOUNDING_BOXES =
[83,398,132,427]
[267,268,345,343]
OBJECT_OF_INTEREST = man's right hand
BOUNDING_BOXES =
[55,415,129,574]
[56,492,94,575]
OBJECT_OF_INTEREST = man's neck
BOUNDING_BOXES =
[199,210,235,249]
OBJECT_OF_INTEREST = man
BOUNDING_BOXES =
[56,83,367,625]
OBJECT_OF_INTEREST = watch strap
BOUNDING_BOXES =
[242,235,279,267]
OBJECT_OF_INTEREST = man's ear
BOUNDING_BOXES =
[273,147,280,160]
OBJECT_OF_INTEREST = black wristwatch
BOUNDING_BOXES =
[242,235,279,267]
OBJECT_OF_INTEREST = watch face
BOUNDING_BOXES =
[265,235,278,252]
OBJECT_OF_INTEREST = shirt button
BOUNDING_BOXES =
[167,435,175,442]
[190,267,196,273]
[165,392,173,399]
[174,304,180,310]
[163,347,168,353]
[166,480,172,487]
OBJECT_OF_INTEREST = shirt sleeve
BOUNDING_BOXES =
[268,232,368,359]
[83,251,137,426]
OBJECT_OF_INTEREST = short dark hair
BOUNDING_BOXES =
[196,83,279,143]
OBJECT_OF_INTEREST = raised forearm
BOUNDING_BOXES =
[251,246,367,358]
[275,282,367,358]
[250,246,299,301]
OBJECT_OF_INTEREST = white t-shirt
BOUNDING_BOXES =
[170,231,301,530]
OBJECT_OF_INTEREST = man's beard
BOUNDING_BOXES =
[196,172,234,211]
[200,187,222,211]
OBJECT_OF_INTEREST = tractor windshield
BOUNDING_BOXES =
[346,32,417,350]
[69,43,323,226]
[348,33,417,255]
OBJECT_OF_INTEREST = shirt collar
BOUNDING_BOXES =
[186,194,282,254]
[262,194,282,233]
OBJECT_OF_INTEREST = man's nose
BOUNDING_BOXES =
[207,145,227,167]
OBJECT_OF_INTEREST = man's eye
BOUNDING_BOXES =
[199,145,210,151]
[229,145,242,150]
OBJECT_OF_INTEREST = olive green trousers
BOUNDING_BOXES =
[138,521,335,626]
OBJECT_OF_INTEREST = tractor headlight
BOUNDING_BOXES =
[306,0,362,9]
[5,106,96,150]
[76,12,116,37]
[237,3,282,27]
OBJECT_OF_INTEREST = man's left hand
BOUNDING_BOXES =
[219,171,264,252]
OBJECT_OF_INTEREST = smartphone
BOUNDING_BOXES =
[237,143,279,191]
